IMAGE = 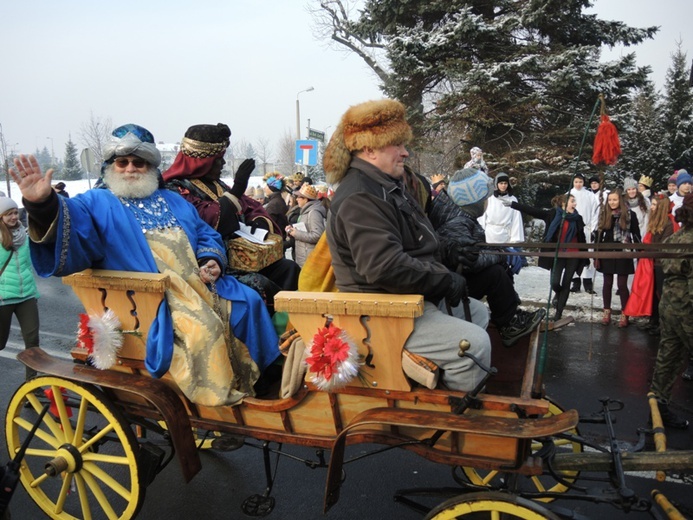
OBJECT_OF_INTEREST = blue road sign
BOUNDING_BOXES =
[295,140,319,166]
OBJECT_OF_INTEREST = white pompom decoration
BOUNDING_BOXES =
[87,310,123,370]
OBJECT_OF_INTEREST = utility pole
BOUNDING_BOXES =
[0,123,11,197]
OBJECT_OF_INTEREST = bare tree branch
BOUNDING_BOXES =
[79,112,113,168]
[310,0,391,84]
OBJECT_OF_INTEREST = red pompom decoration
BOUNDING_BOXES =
[592,114,621,166]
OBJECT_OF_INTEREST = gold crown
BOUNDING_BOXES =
[638,175,653,188]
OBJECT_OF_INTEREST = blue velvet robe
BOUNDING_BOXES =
[30,189,279,376]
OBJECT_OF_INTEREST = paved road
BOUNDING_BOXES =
[1,275,691,519]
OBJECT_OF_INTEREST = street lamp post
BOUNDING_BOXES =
[295,87,314,141]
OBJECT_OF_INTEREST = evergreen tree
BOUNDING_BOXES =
[61,136,84,181]
[35,146,52,173]
[315,0,657,197]
[617,80,671,191]
[662,41,693,171]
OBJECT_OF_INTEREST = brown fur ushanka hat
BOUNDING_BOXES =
[323,99,413,184]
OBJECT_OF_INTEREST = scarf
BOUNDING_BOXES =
[545,208,580,245]
[11,224,27,250]
[610,210,631,244]
[162,153,220,181]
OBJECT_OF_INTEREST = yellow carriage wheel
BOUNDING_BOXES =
[425,491,560,520]
[458,399,582,502]
[5,376,143,520]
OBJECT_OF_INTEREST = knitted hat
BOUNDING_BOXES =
[638,175,653,188]
[265,173,285,192]
[494,172,510,190]
[622,177,638,191]
[588,175,600,184]
[103,124,161,167]
[180,123,230,158]
[448,168,493,218]
[676,170,692,188]
[668,173,679,185]
[295,184,318,200]
[323,99,413,184]
[574,172,586,181]
[0,197,18,215]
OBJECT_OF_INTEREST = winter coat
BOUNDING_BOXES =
[264,191,289,238]
[594,210,641,275]
[0,235,39,304]
[292,200,327,267]
[510,201,587,271]
[626,197,650,239]
[284,204,301,260]
[428,190,505,274]
[326,157,451,304]
[479,194,524,243]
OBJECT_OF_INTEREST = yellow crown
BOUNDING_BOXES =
[638,175,653,188]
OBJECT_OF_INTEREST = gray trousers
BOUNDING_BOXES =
[404,299,491,392]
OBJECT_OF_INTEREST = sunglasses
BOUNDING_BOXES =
[114,157,147,168]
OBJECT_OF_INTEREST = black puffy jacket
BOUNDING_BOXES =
[428,190,504,273]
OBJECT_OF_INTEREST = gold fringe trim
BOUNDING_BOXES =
[274,291,423,318]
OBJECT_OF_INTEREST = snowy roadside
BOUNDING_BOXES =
[514,265,623,323]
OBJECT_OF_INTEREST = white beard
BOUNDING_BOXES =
[103,164,159,199]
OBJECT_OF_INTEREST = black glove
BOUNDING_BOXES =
[230,158,256,198]
[441,239,478,272]
[445,272,468,308]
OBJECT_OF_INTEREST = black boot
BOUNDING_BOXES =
[657,402,689,430]
[582,278,596,294]
[570,278,581,293]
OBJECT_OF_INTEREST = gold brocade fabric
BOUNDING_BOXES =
[297,232,337,292]
[145,228,260,406]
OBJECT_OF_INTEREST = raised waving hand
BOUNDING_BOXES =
[9,154,54,203]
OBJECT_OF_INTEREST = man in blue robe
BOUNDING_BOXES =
[10,124,279,406]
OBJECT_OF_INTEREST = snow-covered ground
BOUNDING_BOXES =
[514,264,621,323]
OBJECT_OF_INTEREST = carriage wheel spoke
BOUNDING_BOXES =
[72,396,89,445]
[82,469,119,520]
[54,472,73,514]
[75,473,93,520]
[83,461,132,500]
[51,384,75,441]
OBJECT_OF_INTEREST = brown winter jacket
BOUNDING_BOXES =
[326,157,451,304]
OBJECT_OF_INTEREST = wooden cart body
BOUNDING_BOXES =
[13,269,579,517]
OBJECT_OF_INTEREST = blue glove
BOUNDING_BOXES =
[506,247,525,275]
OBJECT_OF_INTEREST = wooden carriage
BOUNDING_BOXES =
[5,269,584,519]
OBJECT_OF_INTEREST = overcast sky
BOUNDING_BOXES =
[1,0,691,161]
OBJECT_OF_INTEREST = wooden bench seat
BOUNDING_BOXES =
[274,291,425,392]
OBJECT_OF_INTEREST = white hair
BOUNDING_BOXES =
[103,164,159,199]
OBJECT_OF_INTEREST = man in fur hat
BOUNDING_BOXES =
[323,99,491,392]
[10,124,279,407]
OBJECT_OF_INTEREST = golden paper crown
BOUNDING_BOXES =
[638,175,653,188]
